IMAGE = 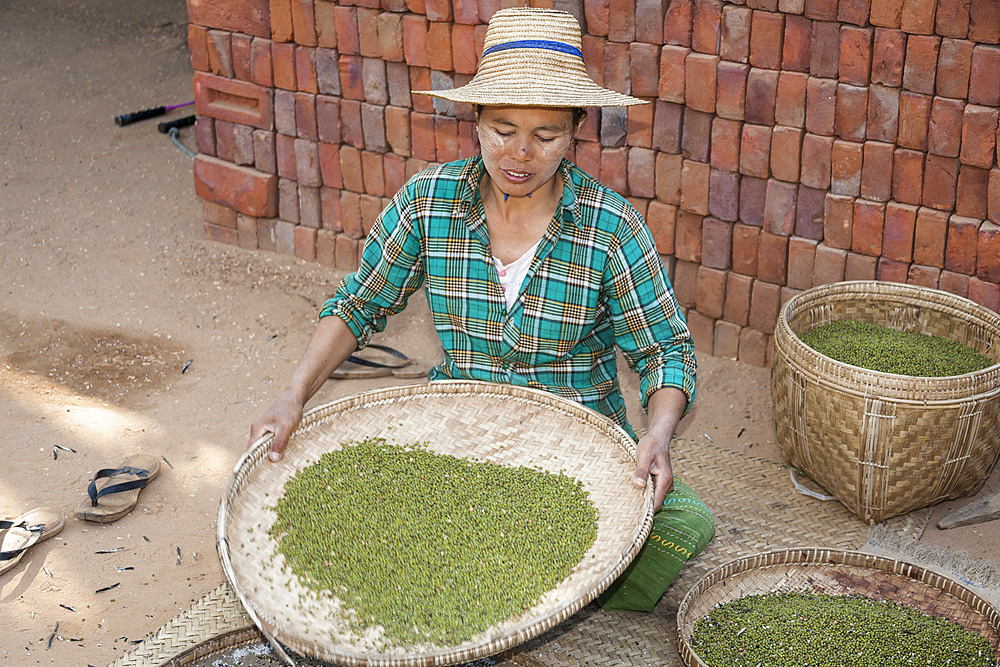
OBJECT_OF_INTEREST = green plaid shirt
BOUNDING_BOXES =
[321,157,696,437]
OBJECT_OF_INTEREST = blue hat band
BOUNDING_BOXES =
[482,39,584,61]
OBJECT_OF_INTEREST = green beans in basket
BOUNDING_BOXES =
[269,437,598,646]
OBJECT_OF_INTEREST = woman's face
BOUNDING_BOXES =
[477,106,578,199]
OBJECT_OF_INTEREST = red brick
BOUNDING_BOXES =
[360,101,387,152]
[402,14,429,67]
[810,20,840,78]
[716,62,749,120]
[845,252,878,281]
[270,0,293,43]
[451,0,478,24]
[969,277,1000,313]
[813,243,848,285]
[291,0,318,46]
[316,227,336,265]
[740,124,772,178]
[385,62,411,107]
[800,133,834,189]
[374,14,404,62]
[426,22,453,72]
[230,33,252,82]
[804,0,837,20]
[318,142,343,188]
[961,105,1000,168]
[383,106,411,157]
[610,0,638,43]
[720,5,751,63]
[681,109,713,162]
[338,54,364,100]
[903,36,941,95]
[340,99,364,149]
[691,0,723,54]
[253,129,276,174]
[714,320,741,359]
[335,234,360,271]
[361,150,385,196]
[787,237,817,289]
[923,155,960,210]
[897,92,932,150]
[938,270,971,297]
[824,193,855,249]
[913,206,950,266]
[852,199,886,256]
[681,160,711,214]
[805,76,837,136]
[673,260,699,308]
[876,257,909,283]
[710,118,742,172]
[194,155,278,218]
[627,147,655,199]
[839,26,873,86]
[870,28,905,88]
[659,46,689,103]
[838,0,872,25]
[321,186,342,233]
[585,0,610,36]
[696,266,729,318]
[203,200,238,229]
[748,13,783,71]
[188,0,270,38]
[425,0,452,21]
[796,184,827,239]
[294,138,321,187]
[891,148,925,205]
[663,0,694,47]
[675,211,704,262]
[299,185,322,229]
[970,0,1000,43]
[709,169,741,222]
[774,72,808,127]
[957,165,990,219]
[749,280,782,334]
[649,103,679,154]
[835,84,868,142]
[606,42,632,97]
[250,38,274,87]
[214,120,235,163]
[194,72,275,130]
[316,96,341,145]
[630,44,660,99]
[946,215,983,274]
[340,144,364,193]
[867,84,900,142]
[723,272,753,324]
[656,151,683,204]
[763,179,798,237]
[738,327,769,367]
[770,126,803,182]
[237,212,259,250]
[684,54,720,113]
[744,67,779,125]
[409,67,434,113]
[333,7,360,56]
[383,152,407,197]
[340,190,363,238]
[601,147,629,195]
[732,223,761,275]
[927,96,964,157]
[295,92,318,140]
[314,2,337,48]
[978,221,1000,282]
[204,221,239,247]
[740,175,768,226]
[936,0,971,38]
[274,89,296,136]
[646,201,677,254]
[702,215,734,268]
[860,141,895,202]
[685,311,716,355]
[900,0,937,35]
[777,18,809,75]
[936,39,974,99]
[581,35,606,90]
[636,0,669,44]
[410,112,436,162]
[316,49,341,95]
[992,168,1000,223]
[870,0,904,27]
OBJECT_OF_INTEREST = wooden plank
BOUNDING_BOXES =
[937,491,1000,529]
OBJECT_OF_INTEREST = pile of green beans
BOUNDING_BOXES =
[269,438,597,646]
[799,320,993,377]
[691,591,998,667]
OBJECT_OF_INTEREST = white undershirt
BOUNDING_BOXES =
[493,240,541,310]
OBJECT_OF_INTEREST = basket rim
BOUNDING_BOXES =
[675,547,1000,667]
[217,380,655,666]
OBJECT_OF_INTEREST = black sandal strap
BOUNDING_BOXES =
[87,466,152,507]
[0,522,44,561]
[344,344,414,370]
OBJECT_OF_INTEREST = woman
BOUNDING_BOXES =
[250,7,710,612]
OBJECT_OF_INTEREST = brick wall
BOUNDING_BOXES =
[187,0,1000,366]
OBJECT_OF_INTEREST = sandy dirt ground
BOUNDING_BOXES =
[0,1,996,665]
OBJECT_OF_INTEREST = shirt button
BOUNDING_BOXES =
[499,269,507,277]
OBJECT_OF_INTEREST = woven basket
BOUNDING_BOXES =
[218,381,654,666]
[771,281,1000,524]
[676,548,1000,667]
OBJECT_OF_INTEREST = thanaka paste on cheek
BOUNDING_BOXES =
[477,123,505,156]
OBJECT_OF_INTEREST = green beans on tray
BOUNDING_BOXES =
[269,437,598,646]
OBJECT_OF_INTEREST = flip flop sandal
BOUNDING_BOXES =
[330,344,434,380]
[75,453,161,523]
[0,507,65,576]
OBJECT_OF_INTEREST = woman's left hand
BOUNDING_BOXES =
[632,387,688,508]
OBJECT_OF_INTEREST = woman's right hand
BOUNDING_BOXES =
[248,389,305,462]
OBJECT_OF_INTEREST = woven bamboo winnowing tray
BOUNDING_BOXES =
[772,281,1000,524]
[218,381,654,667]
[676,548,1000,667]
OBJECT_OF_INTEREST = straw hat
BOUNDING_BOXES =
[414,7,647,108]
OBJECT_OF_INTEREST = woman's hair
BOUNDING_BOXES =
[476,106,587,129]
